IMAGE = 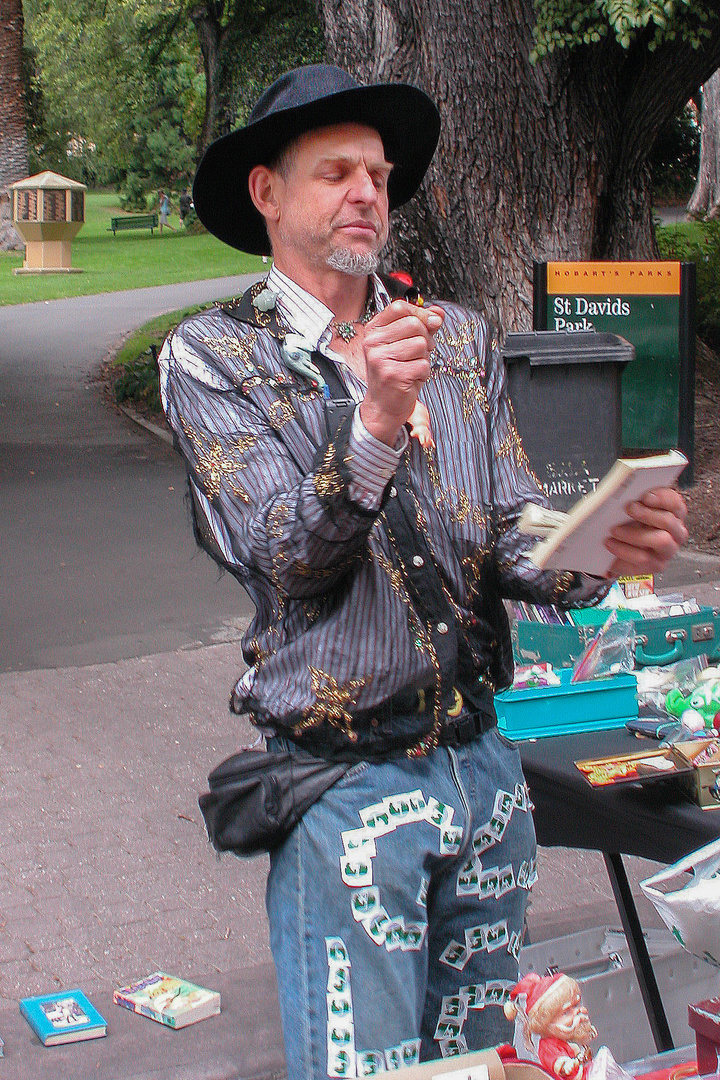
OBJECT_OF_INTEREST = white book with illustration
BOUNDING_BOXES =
[113,972,220,1029]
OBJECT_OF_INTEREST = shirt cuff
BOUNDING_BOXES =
[346,407,408,510]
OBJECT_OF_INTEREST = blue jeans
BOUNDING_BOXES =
[265,728,536,1079]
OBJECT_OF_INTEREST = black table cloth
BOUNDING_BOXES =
[518,725,720,1052]
[520,727,720,863]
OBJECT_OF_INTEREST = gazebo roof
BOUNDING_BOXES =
[9,171,87,191]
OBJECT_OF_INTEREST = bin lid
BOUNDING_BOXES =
[503,329,634,367]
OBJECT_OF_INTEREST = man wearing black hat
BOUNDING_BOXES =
[159,64,687,1078]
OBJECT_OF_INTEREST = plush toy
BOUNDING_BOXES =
[505,972,598,1080]
[665,667,720,732]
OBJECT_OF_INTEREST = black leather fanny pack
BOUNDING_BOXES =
[198,748,349,857]
[199,681,497,856]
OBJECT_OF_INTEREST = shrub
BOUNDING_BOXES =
[120,174,148,212]
[113,350,161,414]
[658,221,720,354]
[183,207,206,235]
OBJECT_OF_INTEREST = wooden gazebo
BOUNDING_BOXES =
[10,171,86,274]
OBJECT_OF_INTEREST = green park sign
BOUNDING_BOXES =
[534,261,695,481]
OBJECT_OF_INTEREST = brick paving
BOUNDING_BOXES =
[0,641,271,1011]
[1,553,718,1076]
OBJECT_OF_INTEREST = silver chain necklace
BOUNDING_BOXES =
[330,294,375,342]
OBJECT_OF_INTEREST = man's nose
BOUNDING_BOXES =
[348,167,378,203]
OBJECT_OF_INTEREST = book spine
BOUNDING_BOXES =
[113,993,139,1013]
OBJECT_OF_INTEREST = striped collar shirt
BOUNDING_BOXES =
[159,275,608,755]
[266,265,407,509]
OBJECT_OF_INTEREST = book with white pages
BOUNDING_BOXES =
[523,449,688,577]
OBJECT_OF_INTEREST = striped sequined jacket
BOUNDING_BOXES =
[159,282,606,760]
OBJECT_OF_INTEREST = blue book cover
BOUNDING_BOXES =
[20,989,107,1046]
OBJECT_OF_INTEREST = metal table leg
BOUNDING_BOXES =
[603,852,674,1052]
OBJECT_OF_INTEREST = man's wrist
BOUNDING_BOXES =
[347,408,406,511]
[359,400,404,447]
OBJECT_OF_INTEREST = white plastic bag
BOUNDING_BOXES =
[587,1046,634,1080]
[640,838,720,967]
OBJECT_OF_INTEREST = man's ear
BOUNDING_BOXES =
[248,165,280,222]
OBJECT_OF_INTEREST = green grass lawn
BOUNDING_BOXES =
[0,191,265,307]
[655,218,707,254]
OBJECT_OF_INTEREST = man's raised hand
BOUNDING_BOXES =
[359,300,445,446]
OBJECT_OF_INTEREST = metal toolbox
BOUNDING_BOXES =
[512,607,720,671]
[519,926,718,1064]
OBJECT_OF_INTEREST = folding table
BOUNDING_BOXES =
[520,727,720,1053]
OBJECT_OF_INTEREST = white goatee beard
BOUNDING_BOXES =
[326,249,380,276]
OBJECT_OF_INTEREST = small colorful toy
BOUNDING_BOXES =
[407,400,434,450]
[665,667,720,732]
[505,972,598,1080]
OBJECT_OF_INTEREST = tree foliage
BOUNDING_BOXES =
[190,0,323,154]
[224,0,324,126]
[532,0,716,58]
[24,0,201,186]
[22,0,323,185]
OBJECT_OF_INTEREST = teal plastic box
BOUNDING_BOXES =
[495,669,638,740]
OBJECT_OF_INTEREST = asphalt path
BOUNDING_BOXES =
[0,274,261,673]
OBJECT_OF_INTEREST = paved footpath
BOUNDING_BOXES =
[0,642,285,1078]
[0,274,263,675]
[1,273,719,1077]
[1,548,720,1077]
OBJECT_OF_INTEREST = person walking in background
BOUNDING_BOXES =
[158,189,175,233]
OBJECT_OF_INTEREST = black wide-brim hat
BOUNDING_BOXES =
[193,64,441,256]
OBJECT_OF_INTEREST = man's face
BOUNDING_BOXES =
[268,122,392,276]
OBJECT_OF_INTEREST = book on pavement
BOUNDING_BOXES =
[522,449,688,577]
[19,989,107,1046]
[113,971,221,1029]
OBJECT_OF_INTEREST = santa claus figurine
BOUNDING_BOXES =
[504,972,598,1080]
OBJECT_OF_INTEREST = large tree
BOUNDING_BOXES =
[191,0,323,155]
[688,69,720,218]
[0,0,27,250]
[318,0,720,331]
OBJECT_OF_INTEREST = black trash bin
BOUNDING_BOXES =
[503,329,634,511]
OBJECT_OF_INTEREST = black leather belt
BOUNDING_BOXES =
[438,709,497,747]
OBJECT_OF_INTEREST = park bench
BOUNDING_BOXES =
[108,213,159,236]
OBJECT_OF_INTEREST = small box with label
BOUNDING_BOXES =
[669,739,720,809]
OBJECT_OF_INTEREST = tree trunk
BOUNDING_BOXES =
[317,0,720,332]
[688,70,720,219]
[191,1,235,155]
[0,0,27,251]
